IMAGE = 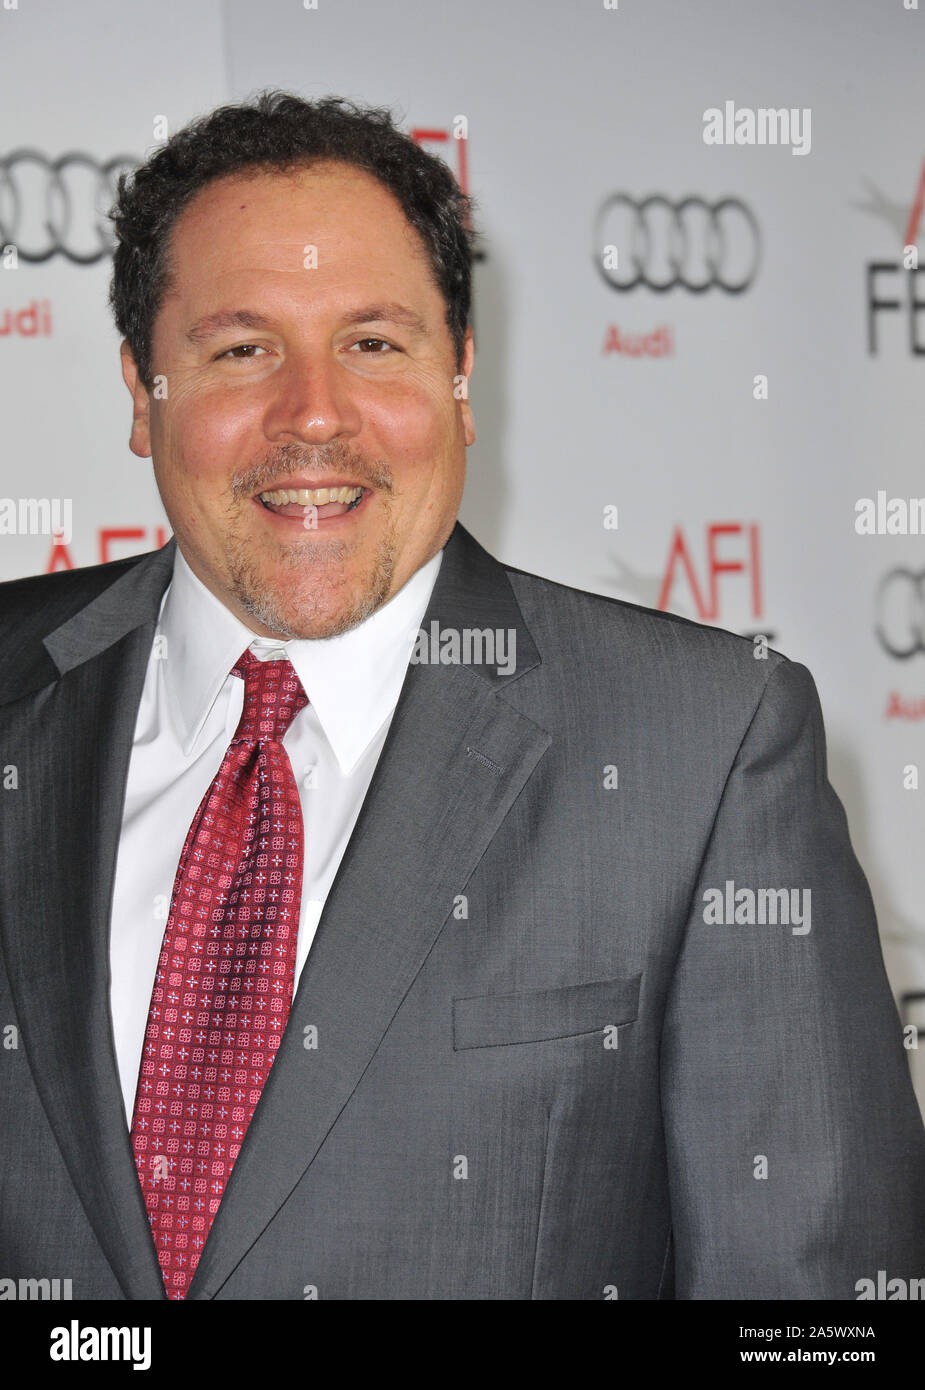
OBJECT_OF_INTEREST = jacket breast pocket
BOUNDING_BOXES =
[452,973,642,1050]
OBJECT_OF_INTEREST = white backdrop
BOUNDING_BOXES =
[2,0,923,1107]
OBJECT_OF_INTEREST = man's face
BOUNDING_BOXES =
[121,161,475,639]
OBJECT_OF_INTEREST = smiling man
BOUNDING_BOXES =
[1,91,923,1304]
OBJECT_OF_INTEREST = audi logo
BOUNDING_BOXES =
[876,569,925,659]
[0,149,138,264]
[594,194,761,293]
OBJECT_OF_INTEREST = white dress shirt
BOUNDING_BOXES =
[109,544,442,1126]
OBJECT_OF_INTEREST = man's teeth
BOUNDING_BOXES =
[259,485,363,505]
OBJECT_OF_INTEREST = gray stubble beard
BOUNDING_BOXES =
[225,512,398,640]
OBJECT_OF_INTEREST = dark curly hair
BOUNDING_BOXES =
[108,90,477,389]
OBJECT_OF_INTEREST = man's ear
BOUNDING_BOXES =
[120,340,152,459]
[460,323,476,447]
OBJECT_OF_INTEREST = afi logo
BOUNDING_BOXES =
[861,159,925,354]
[411,122,471,202]
[658,522,762,623]
[409,123,485,312]
[46,525,171,571]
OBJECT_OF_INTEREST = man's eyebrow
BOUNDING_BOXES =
[185,310,276,344]
[185,302,430,345]
[340,303,430,336]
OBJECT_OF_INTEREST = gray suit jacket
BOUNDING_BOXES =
[1,522,923,1300]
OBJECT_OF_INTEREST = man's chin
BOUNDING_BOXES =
[233,577,391,641]
[223,525,398,639]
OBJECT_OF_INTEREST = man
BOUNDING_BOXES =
[0,91,922,1302]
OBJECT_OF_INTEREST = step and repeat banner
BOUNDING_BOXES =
[1,0,923,1108]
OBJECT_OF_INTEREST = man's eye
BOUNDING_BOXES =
[349,337,394,353]
[218,344,267,359]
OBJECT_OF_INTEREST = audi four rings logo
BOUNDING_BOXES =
[876,569,925,659]
[594,194,761,293]
[0,149,138,264]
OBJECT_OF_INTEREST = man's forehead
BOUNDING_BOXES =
[166,163,427,283]
[176,161,406,238]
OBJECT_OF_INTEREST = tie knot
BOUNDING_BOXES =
[231,647,308,743]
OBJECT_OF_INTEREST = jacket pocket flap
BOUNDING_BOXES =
[452,973,642,1050]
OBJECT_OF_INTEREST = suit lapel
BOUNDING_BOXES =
[188,525,551,1299]
[0,541,176,1300]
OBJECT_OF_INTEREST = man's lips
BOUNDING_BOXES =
[253,476,366,496]
[252,483,370,525]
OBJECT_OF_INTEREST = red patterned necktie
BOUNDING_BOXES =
[130,647,308,1299]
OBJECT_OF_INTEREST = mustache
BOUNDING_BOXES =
[231,441,395,499]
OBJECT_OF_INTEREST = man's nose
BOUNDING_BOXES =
[262,350,361,445]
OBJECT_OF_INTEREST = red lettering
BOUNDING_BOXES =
[658,526,708,618]
[99,528,145,564]
[706,524,744,621]
[46,537,75,572]
[659,521,763,621]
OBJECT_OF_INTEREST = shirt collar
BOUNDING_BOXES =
[158,545,443,773]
